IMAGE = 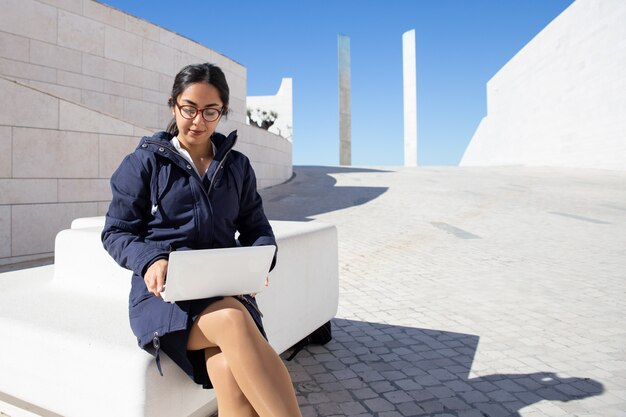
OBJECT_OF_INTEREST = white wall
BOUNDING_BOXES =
[247,78,293,141]
[0,0,292,266]
[461,0,626,170]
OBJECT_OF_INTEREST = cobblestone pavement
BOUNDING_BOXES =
[259,166,626,417]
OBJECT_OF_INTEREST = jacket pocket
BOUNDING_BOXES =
[130,291,153,310]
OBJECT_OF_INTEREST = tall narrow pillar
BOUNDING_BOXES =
[403,29,418,166]
[338,34,351,166]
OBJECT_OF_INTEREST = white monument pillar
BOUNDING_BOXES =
[403,29,418,166]
[338,34,351,166]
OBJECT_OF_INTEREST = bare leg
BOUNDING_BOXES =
[188,297,302,417]
[204,347,259,417]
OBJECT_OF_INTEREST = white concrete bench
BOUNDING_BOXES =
[0,217,338,417]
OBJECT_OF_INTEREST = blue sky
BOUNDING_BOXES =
[99,0,574,166]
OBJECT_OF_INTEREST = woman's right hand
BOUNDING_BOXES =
[144,259,169,297]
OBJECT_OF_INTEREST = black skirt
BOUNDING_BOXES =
[150,295,267,389]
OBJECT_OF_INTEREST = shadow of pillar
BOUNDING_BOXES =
[284,319,603,416]
[261,166,391,222]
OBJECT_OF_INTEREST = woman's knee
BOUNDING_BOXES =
[188,298,258,350]
[206,351,232,381]
[213,306,250,329]
[206,352,245,398]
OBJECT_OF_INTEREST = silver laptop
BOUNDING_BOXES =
[160,245,276,303]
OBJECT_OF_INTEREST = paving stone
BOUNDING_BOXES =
[379,412,405,417]
[396,401,424,416]
[304,364,327,375]
[371,362,398,372]
[290,370,313,383]
[537,387,569,401]
[358,353,381,362]
[364,397,396,412]
[300,405,317,417]
[383,390,414,404]
[503,400,526,412]
[314,372,338,384]
[320,381,344,392]
[572,378,607,394]
[393,347,414,355]
[414,375,441,386]
[487,389,518,402]
[427,386,456,399]
[515,376,544,390]
[370,380,397,394]
[555,382,586,396]
[331,349,354,359]
[403,367,428,378]
[349,363,371,373]
[460,390,490,404]
[493,378,526,392]
[324,360,347,371]
[382,353,402,362]
[332,369,358,380]
[380,370,407,381]
[396,379,422,391]
[327,389,353,403]
[416,399,444,414]
[408,389,435,402]
[307,392,330,404]
[457,410,488,417]
[444,379,473,392]
[314,353,337,362]
[297,381,322,393]
[338,401,368,415]
[315,402,342,416]
[429,369,458,381]
[475,402,512,417]
[360,370,385,382]
[473,381,499,393]
[440,396,471,410]
[297,356,319,366]
[340,377,367,390]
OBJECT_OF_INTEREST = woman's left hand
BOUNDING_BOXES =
[144,258,169,297]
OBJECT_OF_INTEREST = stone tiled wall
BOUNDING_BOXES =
[0,76,146,266]
[461,0,626,170]
[0,0,292,266]
[0,0,248,127]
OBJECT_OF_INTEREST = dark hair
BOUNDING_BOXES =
[166,63,230,136]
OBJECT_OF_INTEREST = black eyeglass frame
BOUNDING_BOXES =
[175,102,223,122]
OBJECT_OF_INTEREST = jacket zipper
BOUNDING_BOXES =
[207,148,233,196]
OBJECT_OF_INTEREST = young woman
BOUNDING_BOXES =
[102,63,302,417]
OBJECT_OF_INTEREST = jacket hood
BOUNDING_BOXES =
[139,130,238,161]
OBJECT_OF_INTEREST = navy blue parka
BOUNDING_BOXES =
[102,130,276,348]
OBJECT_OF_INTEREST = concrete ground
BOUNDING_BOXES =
[258,166,626,417]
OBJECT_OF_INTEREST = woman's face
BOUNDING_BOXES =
[172,82,223,150]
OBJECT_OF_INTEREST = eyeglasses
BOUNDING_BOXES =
[175,102,223,122]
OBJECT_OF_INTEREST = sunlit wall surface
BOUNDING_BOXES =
[461,0,625,170]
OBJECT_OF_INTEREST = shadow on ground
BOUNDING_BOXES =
[284,319,603,417]
[261,166,391,221]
